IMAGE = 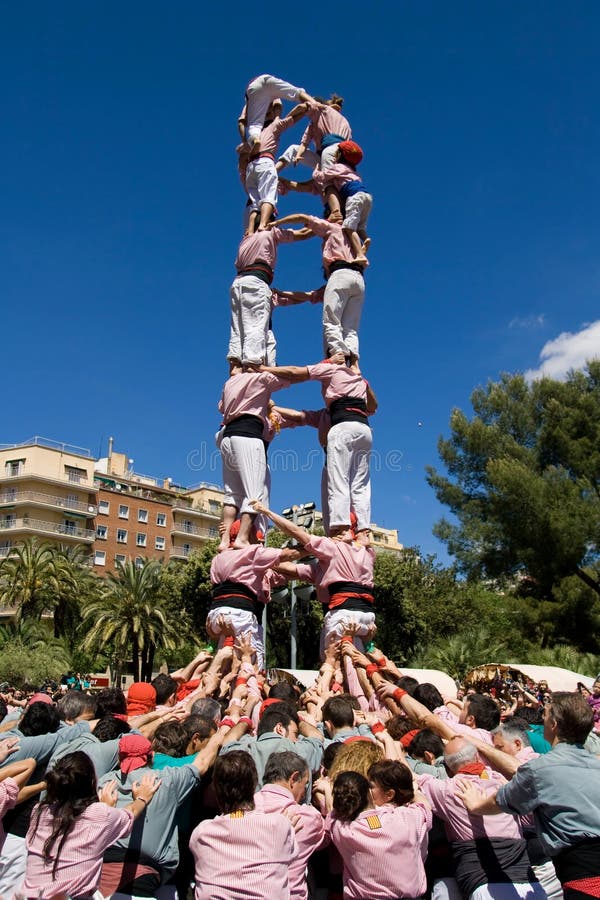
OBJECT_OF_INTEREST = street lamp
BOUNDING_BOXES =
[282,503,315,669]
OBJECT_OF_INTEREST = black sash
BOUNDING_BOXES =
[327,580,375,612]
[223,414,263,439]
[236,259,274,285]
[329,396,369,427]
[328,260,365,277]
[211,581,263,619]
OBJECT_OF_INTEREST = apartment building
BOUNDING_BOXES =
[309,509,404,554]
[0,438,97,558]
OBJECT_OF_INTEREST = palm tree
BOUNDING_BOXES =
[80,558,179,680]
[408,628,508,682]
[0,539,63,622]
[52,544,101,641]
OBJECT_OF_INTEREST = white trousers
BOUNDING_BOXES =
[0,832,26,897]
[246,75,305,142]
[206,608,265,670]
[320,609,375,658]
[277,142,320,171]
[320,143,342,170]
[470,883,547,900]
[228,274,271,365]
[245,157,279,209]
[110,889,176,900]
[327,422,372,531]
[531,861,563,900]
[220,435,270,515]
[323,268,365,358]
[343,191,373,233]
[320,460,329,535]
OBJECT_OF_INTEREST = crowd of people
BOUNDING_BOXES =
[1,72,599,899]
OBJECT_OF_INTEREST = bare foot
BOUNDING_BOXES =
[233,538,250,548]
[354,255,369,267]
[257,224,268,232]
[361,237,371,255]
[217,537,230,552]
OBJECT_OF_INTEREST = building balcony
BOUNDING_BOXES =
[0,490,97,517]
[171,501,221,520]
[0,466,97,491]
[170,546,192,560]
[171,522,213,539]
[0,517,96,543]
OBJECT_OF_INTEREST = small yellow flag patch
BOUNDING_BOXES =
[366,815,382,830]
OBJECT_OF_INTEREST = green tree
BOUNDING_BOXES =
[0,539,65,622]
[80,559,180,680]
[407,628,508,682]
[427,363,600,599]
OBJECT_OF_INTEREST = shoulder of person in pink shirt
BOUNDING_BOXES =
[516,746,539,763]
[259,371,291,392]
[271,115,295,137]
[304,215,332,238]
[307,362,335,382]
[303,534,337,563]
[272,226,297,244]
[0,778,19,816]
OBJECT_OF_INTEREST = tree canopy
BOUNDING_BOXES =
[427,362,600,599]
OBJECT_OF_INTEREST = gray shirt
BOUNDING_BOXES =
[97,763,201,879]
[48,733,120,778]
[496,741,600,855]
[221,732,323,797]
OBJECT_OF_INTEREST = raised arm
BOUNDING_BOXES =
[251,501,312,547]
[238,104,247,141]
[258,363,310,383]
[270,213,312,227]
[365,383,378,415]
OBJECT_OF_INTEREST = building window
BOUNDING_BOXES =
[65,465,87,484]
[135,556,144,569]
[96,525,108,540]
[118,505,129,519]
[138,508,148,523]
[209,526,218,538]
[156,513,166,527]
[115,553,126,568]
[117,529,128,544]
[5,458,25,477]
[155,536,165,551]
[94,550,106,566]
[182,519,193,533]
[136,533,147,547]
[209,499,222,514]
[98,500,110,515]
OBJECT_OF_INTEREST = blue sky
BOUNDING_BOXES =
[2,2,599,560]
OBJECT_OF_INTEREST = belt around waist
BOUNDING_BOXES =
[210,596,263,619]
[236,264,274,285]
[321,133,347,149]
[327,596,374,613]
[328,261,365,277]
[330,396,369,427]
[223,414,264,439]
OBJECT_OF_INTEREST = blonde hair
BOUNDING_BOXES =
[328,740,384,782]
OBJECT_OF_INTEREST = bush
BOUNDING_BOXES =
[0,643,69,688]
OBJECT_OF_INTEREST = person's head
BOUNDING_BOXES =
[592,679,600,699]
[322,741,342,776]
[213,751,257,813]
[0,697,7,723]
[368,760,414,808]
[95,687,127,719]
[459,693,500,731]
[190,697,222,725]
[257,706,299,740]
[57,691,96,723]
[126,682,157,717]
[443,736,479,775]
[119,734,152,774]
[40,751,98,876]
[544,691,594,745]
[151,674,178,707]
[337,140,363,168]
[513,705,543,725]
[268,681,300,707]
[263,751,310,803]
[395,675,419,696]
[151,721,188,757]
[407,729,444,764]
[491,720,531,757]
[182,715,217,755]
[328,739,384,782]
[19,701,60,736]
[385,715,417,742]
[577,682,591,698]
[93,716,131,741]
[329,524,354,542]
[332,770,370,822]
[413,683,444,712]
[322,696,355,733]
[327,93,344,110]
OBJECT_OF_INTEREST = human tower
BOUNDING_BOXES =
[207,73,377,668]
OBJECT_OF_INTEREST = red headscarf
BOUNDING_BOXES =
[119,734,152,774]
[126,682,156,717]
[339,140,363,167]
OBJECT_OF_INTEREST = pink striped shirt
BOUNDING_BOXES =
[219,372,291,426]
[433,705,494,745]
[304,215,357,266]
[327,802,431,900]
[419,772,520,842]
[254,784,327,900]
[300,105,352,152]
[23,802,134,898]
[307,362,367,406]
[303,536,374,589]
[190,808,296,900]
[295,559,329,606]
[210,545,284,595]
[312,163,361,195]
[253,115,295,156]
[0,778,18,851]
[235,228,296,272]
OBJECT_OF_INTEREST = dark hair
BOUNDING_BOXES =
[269,681,299,706]
[0,697,7,723]
[20,702,60,737]
[339,692,361,711]
[57,691,97,722]
[35,751,97,877]
[386,715,417,742]
[465,694,500,731]
[182,715,216,745]
[408,729,444,761]
[190,697,221,723]
[395,676,419,695]
[95,687,127,718]
[263,751,308,785]
[151,674,178,706]
[323,741,343,774]
[549,692,593,744]
[322,696,354,730]
[93,716,131,741]
[332,770,369,822]
[512,705,543,725]
[151,721,188,757]
[257,706,299,737]
[413,683,444,712]
[368,760,414,806]
[213,751,257,813]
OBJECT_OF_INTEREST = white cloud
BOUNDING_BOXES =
[525,320,600,381]
[509,313,546,329]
